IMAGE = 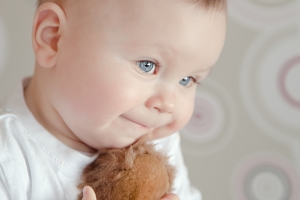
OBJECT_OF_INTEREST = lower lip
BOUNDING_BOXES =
[121,116,149,130]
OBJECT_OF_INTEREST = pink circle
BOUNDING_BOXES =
[278,56,300,109]
[233,154,300,200]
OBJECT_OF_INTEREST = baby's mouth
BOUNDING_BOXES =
[121,116,150,130]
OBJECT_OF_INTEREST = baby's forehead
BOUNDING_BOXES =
[61,0,226,69]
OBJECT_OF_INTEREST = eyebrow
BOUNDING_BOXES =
[128,43,214,74]
[132,44,176,63]
[199,66,213,73]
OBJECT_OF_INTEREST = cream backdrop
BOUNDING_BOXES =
[0,0,299,200]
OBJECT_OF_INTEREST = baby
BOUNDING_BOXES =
[0,0,227,199]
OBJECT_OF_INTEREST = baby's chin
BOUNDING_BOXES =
[147,126,174,141]
[93,129,162,150]
[96,136,143,150]
[113,132,155,149]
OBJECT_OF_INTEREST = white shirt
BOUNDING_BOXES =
[0,78,202,200]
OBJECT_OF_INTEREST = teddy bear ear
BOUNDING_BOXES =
[124,146,135,168]
[134,133,150,145]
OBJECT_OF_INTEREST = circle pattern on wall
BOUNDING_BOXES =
[0,15,8,74]
[240,24,300,145]
[180,78,238,156]
[227,0,300,30]
[231,153,300,200]
[278,56,300,108]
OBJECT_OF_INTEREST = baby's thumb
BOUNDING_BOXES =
[161,193,180,200]
[82,186,97,200]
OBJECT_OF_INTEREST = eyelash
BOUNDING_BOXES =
[191,77,201,86]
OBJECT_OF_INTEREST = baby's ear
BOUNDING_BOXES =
[32,2,66,68]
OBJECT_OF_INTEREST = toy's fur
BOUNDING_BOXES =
[78,135,175,200]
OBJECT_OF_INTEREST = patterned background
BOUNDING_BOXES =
[0,0,299,199]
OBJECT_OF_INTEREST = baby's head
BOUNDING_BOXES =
[27,0,227,153]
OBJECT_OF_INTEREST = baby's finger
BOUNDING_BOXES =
[161,193,180,200]
[82,185,97,200]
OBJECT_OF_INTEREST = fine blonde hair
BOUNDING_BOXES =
[37,0,227,10]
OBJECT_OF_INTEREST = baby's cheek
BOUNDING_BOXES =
[150,118,184,140]
[175,98,194,123]
[181,106,194,126]
[151,103,194,139]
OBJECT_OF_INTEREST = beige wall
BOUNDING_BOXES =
[1,0,299,200]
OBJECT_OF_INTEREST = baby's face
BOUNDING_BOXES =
[52,0,226,149]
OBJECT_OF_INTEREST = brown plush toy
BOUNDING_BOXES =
[78,135,175,200]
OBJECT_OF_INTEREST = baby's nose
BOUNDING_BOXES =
[146,88,175,114]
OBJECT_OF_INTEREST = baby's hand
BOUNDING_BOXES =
[161,193,180,200]
[82,186,97,200]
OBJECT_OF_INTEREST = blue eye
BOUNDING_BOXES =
[180,77,192,86]
[138,61,156,74]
